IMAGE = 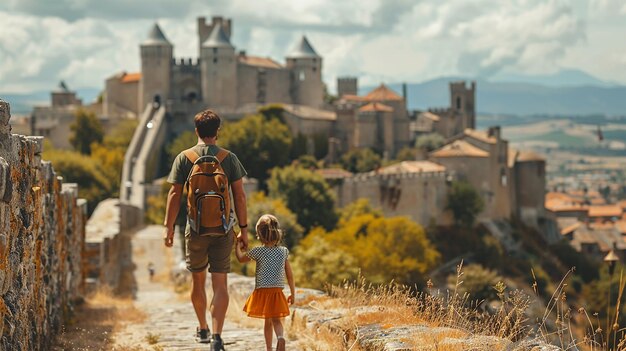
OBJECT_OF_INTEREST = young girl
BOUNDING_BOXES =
[235,214,295,351]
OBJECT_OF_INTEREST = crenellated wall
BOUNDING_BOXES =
[0,99,87,351]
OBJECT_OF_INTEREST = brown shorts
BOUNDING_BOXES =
[185,229,234,273]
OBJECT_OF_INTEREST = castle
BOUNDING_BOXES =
[23,15,548,234]
[104,16,324,122]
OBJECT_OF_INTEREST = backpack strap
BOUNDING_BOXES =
[183,148,200,164]
[216,149,229,163]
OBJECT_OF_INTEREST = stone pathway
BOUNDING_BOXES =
[111,225,282,351]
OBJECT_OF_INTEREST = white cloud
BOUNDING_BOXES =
[0,0,624,96]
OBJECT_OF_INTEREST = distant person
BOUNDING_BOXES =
[163,109,249,350]
[235,214,295,351]
[147,262,155,281]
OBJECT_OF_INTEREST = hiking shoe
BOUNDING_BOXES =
[196,327,211,344]
[212,337,225,351]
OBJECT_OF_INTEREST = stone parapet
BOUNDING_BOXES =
[0,99,87,350]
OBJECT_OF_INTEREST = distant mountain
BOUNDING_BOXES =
[362,77,626,116]
[0,88,101,115]
[491,69,614,88]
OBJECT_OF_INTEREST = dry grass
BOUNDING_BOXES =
[287,262,533,350]
[288,264,626,351]
[52,287,146,350]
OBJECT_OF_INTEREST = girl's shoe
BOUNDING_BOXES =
[276,337,286,351]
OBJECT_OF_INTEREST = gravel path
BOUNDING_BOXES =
[111,225,284,351]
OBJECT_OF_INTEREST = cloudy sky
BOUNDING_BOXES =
[0,0,625,95]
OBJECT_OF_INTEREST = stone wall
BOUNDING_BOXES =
[0,99,87,350]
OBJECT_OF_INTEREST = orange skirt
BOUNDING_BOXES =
[243,287,290,319]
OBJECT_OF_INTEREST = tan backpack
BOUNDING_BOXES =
[183,148,231,236]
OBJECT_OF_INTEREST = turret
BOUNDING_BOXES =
[200,23,237,109]
[139,23,173,111]
[449,81,476,129]
[286,36,323,108]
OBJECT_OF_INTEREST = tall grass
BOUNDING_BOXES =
[289,263,626,350]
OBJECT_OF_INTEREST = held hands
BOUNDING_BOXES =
[287,294,295,305]
[163,228,174,247]
[237,228,249,250]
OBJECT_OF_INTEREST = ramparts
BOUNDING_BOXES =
[0,99,87,350]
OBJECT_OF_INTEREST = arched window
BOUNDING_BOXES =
[500,167,507,186]
[456,96,462,110]
[299,71,305,81]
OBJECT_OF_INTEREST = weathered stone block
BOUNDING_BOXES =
[25,136,44,155]
[0,99,10,135]
[0,157,10,203]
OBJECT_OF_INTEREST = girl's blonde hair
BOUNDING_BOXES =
[255,214,282,245]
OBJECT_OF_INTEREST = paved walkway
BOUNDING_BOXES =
[111,225,276,351]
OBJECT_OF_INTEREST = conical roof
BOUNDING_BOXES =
[142,23,171,46]
[287,36,320,59]
[202,23,233,48]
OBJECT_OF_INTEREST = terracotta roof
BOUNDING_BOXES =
[358,102,393,113]
[431,140,489,158]
[590,197,607,205]
[121,72,141,83]
[364,84,403,101]
[287,36,320,59]
[463,129,497,144]
[340,94,367,102]
[588,205,623,218]
[560,222,582,236]
[378,161,445,175]
[238,56,282,69]
[281,104,336,121]
[316,168,353,179]
[420,111,440,122]
[545,192,587,212]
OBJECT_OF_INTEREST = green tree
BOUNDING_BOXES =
[292,155,321,170]
[339,198,382,223]
[42,148,111,214]
[291,228,359,289]
[166,131,197,163]
[323,214,440,285]
[91,119,138,196]
[447,264,503,302]
[416,133,444,152]
[69,109,104,155]
[258,104,286,123]
[446,181,484,227]
[247,192,304,249]
[290,132,308,160]
[340,148,381,173]
[395,147,418,161]
[267,165,337,231]
[220,114,292,183]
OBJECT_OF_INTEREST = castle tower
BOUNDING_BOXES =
[200,23,237,109]
[449,81,476,129]
[337,77,358,97]
[139,23,173,111]
[286,36,323,108]
[197,16,232,55]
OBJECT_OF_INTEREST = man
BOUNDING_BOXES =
[164,109,248,350]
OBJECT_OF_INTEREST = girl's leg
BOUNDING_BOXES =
[264,318,273,351]
[272,318,285,351]
[271,318,284,338]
